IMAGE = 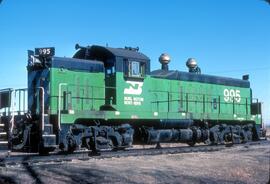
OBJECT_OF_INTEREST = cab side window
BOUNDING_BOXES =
[124,60,145,78]
[131,61,140,77]
[106,66,115,76]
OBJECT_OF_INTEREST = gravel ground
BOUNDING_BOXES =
[0,140,269,184]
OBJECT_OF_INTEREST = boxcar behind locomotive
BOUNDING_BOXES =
[0,44,263,154]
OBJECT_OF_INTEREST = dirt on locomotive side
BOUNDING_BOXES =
[0,139,269,184]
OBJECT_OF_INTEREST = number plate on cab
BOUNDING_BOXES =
[35,47,55,57]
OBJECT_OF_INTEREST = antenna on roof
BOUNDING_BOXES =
[124,46,139,52]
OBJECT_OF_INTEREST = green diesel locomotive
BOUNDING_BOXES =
[0,44,264,154]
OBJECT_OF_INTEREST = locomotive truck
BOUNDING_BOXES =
[0,44,264,154]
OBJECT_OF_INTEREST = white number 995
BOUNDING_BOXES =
[224,89,241,103]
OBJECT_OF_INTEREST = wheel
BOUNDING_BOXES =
[59,135,77,154]
[67,137,76,153]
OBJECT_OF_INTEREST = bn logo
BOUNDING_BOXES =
[124,81,143,95]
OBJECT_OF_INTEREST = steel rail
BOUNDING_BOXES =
[0,140,268,167]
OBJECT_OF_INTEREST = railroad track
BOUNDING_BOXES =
[0,139,269,167]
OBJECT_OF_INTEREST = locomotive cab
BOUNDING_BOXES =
[73,45,150,111]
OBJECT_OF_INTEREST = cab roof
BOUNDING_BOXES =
[73,45,150,62]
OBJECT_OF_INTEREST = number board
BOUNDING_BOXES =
[35,47,55,57]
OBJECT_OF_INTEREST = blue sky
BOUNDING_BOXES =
[0,0,269,124]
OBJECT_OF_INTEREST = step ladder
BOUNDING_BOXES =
[0,120,9,150]
[42,114,56,148]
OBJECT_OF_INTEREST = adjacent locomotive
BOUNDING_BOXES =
[0,44,264,154]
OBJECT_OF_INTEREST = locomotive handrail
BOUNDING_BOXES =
[58,83,67,131]
[151,98,252,105]
[149,89,256,100]
[57,83,114,129]
[9,89,15,135]
[36,87,45,132]
[65,84,115,110]
[0,88,13,115]
[66,83,116,90]
[6,88,28,135]
[150,91,256,116]
[0,88,13,92]
[149,90,257,104]
[55,84,116,112]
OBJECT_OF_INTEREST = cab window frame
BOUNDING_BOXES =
[124,59,145,79]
